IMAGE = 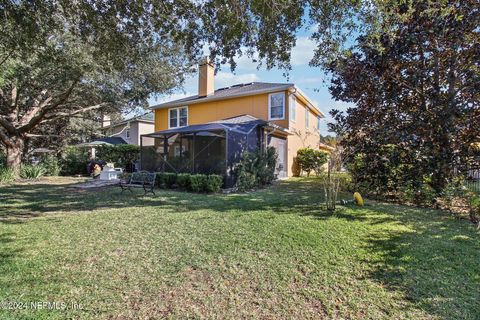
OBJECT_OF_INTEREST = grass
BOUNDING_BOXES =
[0,177,479,319]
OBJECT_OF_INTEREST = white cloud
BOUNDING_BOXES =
[231,52,262,71]
[229,36,318,69]
[291,37,317,66]
[214,71,260,89]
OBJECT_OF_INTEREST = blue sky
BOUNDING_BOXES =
[148,27,354,135]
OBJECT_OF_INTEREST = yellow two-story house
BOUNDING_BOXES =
[141,58,329,186]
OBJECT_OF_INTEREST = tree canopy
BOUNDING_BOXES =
[328,0,480,195]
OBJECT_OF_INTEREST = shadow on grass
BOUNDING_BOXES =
[360,203,480,319]
[1,177,478,319]
[0,178,358,223]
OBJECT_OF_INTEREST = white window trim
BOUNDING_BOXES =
[289,96,296,123]
[168,106,188,129]
[268,92,285,120]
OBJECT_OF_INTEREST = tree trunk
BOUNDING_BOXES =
[5,135,24,177]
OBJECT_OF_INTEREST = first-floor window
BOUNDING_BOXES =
[269,92,285,120]
[169,106,188,128]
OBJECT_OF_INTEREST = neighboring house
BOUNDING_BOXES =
[77,137,129,159]
[141,58,330,186]
[102,113,155,146]
[78,113,154,161]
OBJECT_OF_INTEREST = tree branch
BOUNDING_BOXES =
[17,80,78,134]
[48,103,108,117]
[0,127,12,147]
[0,116,17,133]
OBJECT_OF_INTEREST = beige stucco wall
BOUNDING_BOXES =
[153,90,325,177]
[286,95,322,177]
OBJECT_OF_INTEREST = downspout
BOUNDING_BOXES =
[224,129,229,186]
[139,134,143,171]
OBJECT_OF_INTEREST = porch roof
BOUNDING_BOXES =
[143,115,279,138]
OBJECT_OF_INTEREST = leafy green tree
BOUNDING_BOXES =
[328,0,480,194]
[0,1,191,175]
[296,148,328,176]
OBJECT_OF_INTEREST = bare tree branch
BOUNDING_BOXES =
[17,80,78,134]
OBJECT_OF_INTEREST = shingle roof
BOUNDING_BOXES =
[151,82,293,109]
[135,112,154,122]
[104,112,154,129]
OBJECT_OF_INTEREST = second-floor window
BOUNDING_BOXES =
[169,106,188,128]
[305,107,310,128]
[126,128,130,139]
[289,96,296,122]
[269,92,285,120]
[317,116,321,131]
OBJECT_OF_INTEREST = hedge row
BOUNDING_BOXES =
[155,172,223,193]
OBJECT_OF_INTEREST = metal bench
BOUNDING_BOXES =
[119,171,156,195]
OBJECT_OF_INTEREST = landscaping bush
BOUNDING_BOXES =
[296,148,328,176]
[155,172,165,188]
[96,145,140,169]
[318,172,353,192]
[164,172,177,188]
[176,173,191,190]
[190,174,207,192]
[60,146,89,175]
[0,167,15,183]
[468,194,480,228]
[41,155,62,176]
[20,165,46,179]
[235,147,277,191]
[236,170,257,191]
[205,174,223,193]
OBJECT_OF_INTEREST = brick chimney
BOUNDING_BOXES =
[198,57,214,97]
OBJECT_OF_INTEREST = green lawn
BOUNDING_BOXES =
[0,177,479,319]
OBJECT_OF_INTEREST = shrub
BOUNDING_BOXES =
[155,172,165,188]
[164,172,177,188]
[318,172,353,192]
[95,144,140,169]
[61,146,89,175]
[20,165,46,179]
[235,147,277,191]
[205,175,223,193]
[296,148,328,176]
[0,167,15,183]
[176,173,191,190]
[236,170,257,191]
[41,155,62,176]
[190,174,207,192]
[468,194,480,228]
[399,176,437,206]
